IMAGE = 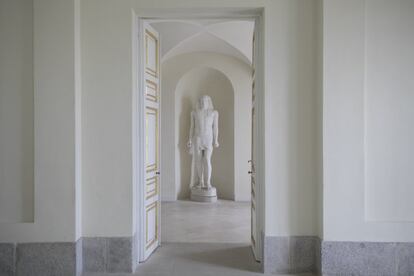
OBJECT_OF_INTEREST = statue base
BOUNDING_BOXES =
[190,186,217,203]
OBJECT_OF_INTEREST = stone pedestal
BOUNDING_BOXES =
[190,186,217,203]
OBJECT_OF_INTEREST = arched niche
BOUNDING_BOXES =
[175,66,235,199]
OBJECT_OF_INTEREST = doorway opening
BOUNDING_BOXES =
[134,11,264,274]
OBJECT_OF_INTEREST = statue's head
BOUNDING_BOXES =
[198,95,213,110]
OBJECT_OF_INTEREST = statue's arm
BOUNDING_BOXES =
[187,111,194,147]
[213,111,219,147]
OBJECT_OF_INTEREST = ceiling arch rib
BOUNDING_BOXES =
[150,20,253,65]
[150,22,202,57]
[163,32,250,65]
[205,21,254,63]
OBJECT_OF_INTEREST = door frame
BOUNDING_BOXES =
[132,8,265,264]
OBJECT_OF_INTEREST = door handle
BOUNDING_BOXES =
[248,171,253,174]
[156,171,160,175]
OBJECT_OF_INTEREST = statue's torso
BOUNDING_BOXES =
[193,109,215,149]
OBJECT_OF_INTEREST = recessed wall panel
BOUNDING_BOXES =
[0,0,34,223]
[365,0,414,222]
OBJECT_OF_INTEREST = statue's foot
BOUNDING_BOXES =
[206,184,212,190]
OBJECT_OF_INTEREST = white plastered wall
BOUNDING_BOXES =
[81,0,320,238]
[263,0,320,236]
[81,0,135,237]
[315,0,324,239]
[0,0,79,242]
[3,0,412,246]
[161,53,252,202]
[0,0,34,223]
[0,0,321,242]
[323,0,414,242]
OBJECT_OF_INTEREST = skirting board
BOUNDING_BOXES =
[2,238,413,275]
[322,241,414,275]
[81,236,136,273]
[263,237,414,275]
[0,243,15,276]
[263,235,321,274]
[0,242,79,276]
[0,235,137,276]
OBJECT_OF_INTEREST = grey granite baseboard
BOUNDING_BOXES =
[0,236,135,275]
[0,240,82,276]
[82,236,135,273]
[16,242,77,276]
[3,237,414,275]
[0,243,15,276]
[263,235,320,274]
[76,238,83,276]
[322,241,414,276]
[132,232,138,271]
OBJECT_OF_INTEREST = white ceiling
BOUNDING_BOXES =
[150,20,254,65]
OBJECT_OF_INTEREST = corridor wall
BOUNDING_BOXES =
[0,0,34,223]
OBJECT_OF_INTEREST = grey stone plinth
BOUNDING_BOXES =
[290,236,318,273]
[82,236,133,273]
[0,243,15,276]
[263,236,320,274]
[82,237,106,272]
[322,241,396,275]
[76,238,83,276]
[190,186,217,202]
[0,236,134,275]
[396,243,414,275]
[16,242,76,276]
[107,237,132,273]
[264,236,289,274]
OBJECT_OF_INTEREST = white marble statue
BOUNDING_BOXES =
[187,95,219,190]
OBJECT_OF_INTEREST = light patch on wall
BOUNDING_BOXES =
[365,0,414,222]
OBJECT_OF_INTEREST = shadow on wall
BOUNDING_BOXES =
[178,94,193,198]
[175,67,234,200]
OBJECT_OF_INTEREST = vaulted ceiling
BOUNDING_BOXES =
[150,20,254,65]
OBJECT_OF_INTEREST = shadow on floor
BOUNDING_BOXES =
[175,244,261,273]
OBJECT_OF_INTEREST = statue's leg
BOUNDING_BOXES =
[195,148,203,187]
[204,148,213,188]
[189,148,195,188]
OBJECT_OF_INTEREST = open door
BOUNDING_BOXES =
[250,21,259,261]
[139,22,161,261]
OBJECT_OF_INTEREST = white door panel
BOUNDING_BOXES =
[141,22,161,261]
[250,23,259,261]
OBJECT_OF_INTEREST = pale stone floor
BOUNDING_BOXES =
[85,200,314,276]
[161,200,251,243]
